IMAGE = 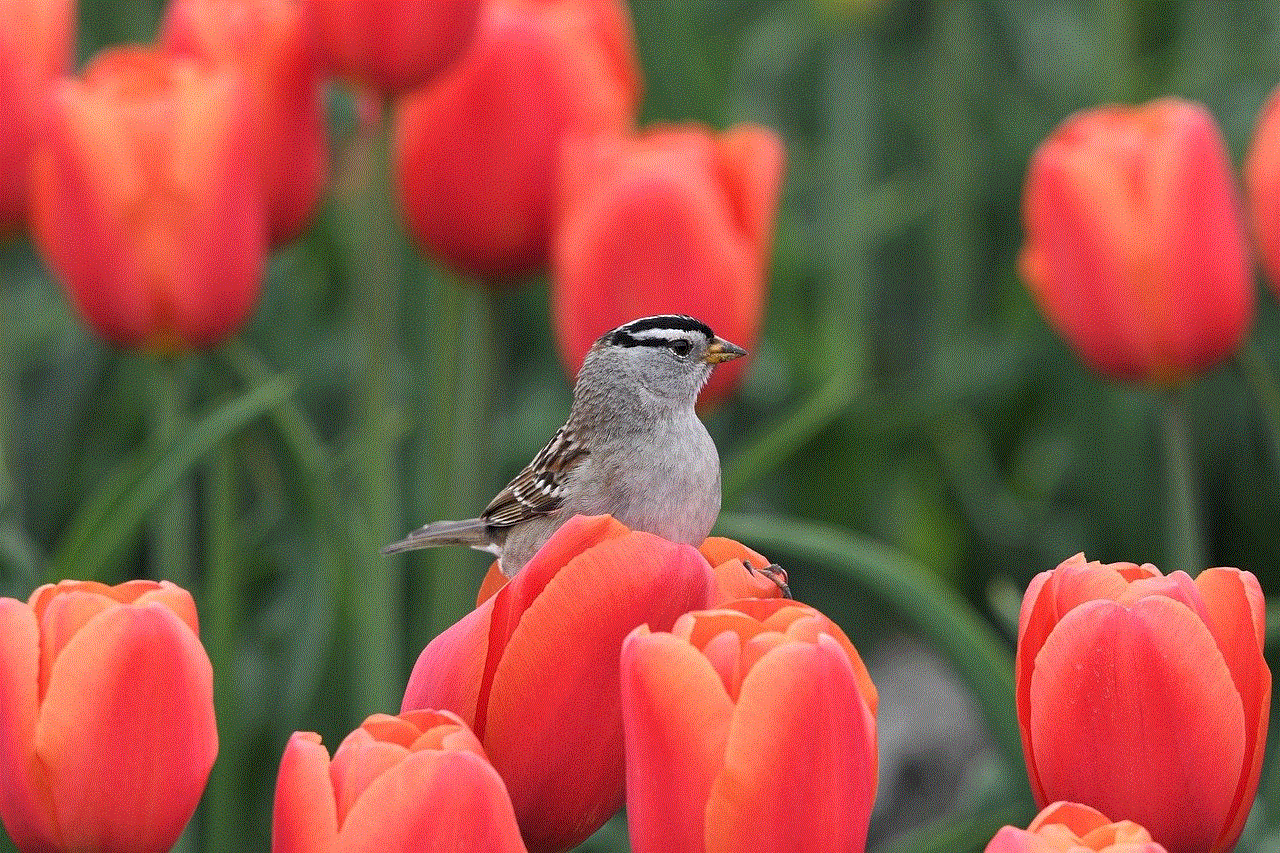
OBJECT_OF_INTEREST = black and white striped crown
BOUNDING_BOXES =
[602,315,714,348]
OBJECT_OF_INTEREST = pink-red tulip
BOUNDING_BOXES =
[553,124,784,402]
[1017,554,1269,853]
[1245,84,1280,300]
[394,0,641,279]
[0,0,74,233]
[620,598,878,853]
[987,802,1169,853]
[1020,98,1253,384]
[0,580,217,853]
[402,514,714,852]
[162,0,329,247]
[304,0,483,93]
[273,709,526,853]
[30,46,266,352]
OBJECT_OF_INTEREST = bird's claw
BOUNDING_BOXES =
[744,560,792,599]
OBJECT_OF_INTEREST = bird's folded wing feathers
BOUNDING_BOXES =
[482,423,588,527]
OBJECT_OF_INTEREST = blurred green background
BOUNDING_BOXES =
[6,1,1280,850]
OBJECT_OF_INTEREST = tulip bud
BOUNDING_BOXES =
[1245,84,1280,299]
[30,46,266,352]
[303,0,483,94]
[402,514,714,852]
[394,0,641,279]
[987,802,1170,853]
[1020,98,1253,384]
[553,123,784,402]
[1016,555,1269,853]
[0,580,217,853]
[620,598,878,853]
[0,0,74,233]
[161,0,329,247]
[273,710,527,853]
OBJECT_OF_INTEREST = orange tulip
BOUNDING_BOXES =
[162,0,329,246]
[0,580,217,853]
[620,598,878,853]
[394,0,641,279]
[1020,98,1253,384]
[30,46,266,352]
[303,0,483,93]
[553,124,784,402]
[402,514,714,852]
[273,709,527,853]
[1245,84,1280,300]
[0,0,74,233]
[1017,554,1269,853]
[986,802,1169,853]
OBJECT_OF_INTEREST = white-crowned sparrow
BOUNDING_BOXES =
[383,315,747,577]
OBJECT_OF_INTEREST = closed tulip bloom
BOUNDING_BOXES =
[1017,554,1269,853]
[1245,85,1280,298]
[0,0,74,233]
[553,124,784,402]
[395,0,641,278]
[621,598,878,853]
[0,580,217,853]
[273,710,526,853]
[987,802,1169,853]
[30,47,266,352]
[304,0,483,93]
[1020,98,1253,384]
[402,514,713,852]
[162,0,329,246]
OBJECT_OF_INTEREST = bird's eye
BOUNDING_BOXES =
[670,340,692,358]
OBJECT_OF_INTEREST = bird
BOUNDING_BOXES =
[383,314,748,577]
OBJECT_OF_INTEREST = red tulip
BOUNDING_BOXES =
[303,0,483,93]
[1017,554,1269,853]
[621,598,878,853]
[394,0,641,279]
[273,709,526,853]
[0,580,217,853]
[1020,98,1253,384]
[29,46,266,352]
[162,0,329,246]
[986,802,1169,853]
[402,514,713,852]
[1245,84,1280,300]
[0,0,74,233]
[553,123,784,401]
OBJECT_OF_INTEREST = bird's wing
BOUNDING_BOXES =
[482,424,589,528]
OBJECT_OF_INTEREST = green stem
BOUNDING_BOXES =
[1161,388,1203,575]
[713,511,1029,792]
[203,446,241,851]
[1235,341,1280,470]
[148,356,193,590]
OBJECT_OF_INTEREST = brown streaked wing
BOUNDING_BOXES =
[482,424,588,528]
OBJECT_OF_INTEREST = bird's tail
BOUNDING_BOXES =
[381,518,491,555]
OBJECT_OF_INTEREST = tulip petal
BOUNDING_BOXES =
[705,636,876,853]
[715,126,785,263]
[1027,801,1112,835]
[0,599,59,850]
[621,628,734,853]
[338,750,525,852]
[272,732,339,853]
[482,532,712,851]
[401,600,490,725]
[985,825,1058,853]
[1029,597,1244,853]
[35,603,217,852]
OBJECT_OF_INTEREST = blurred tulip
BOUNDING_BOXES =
[162,0,329,246]
[30,46,266,352]
[0,0,74,233]
[0,579,217,853]
[621,598,878,853]
[987,802,1169,853]
[1246,84,1280,299]
[553,123,784,401]
[1017,554,1269,853]
[402,514,713,852]
[1020,98,1253,384]
[395,0,641,279]
[273,709,527,853]
[304,0,482,93]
